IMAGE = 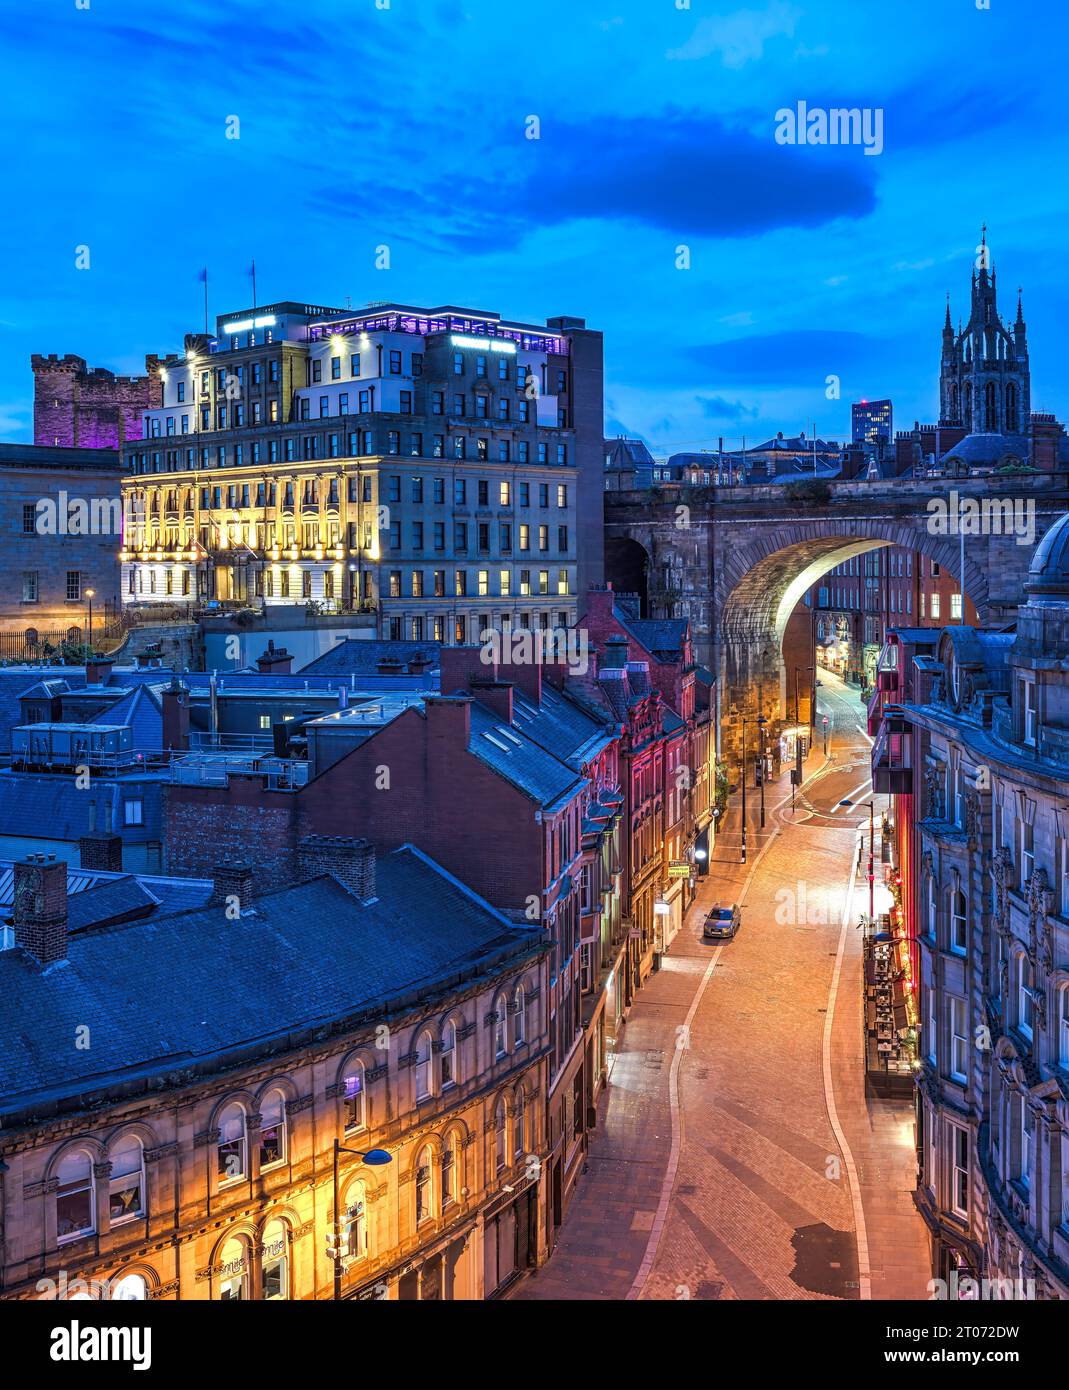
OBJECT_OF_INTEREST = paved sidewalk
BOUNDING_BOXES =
[516,698,930,1302]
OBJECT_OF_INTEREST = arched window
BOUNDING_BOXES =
[261,1218,288,1300]
[218,1234,248,1301]
[1060,984,1069,1067]
[1017,957,1034,1039]
[493,995,507,1058]
[414,1146,432,1226]
[56,1150,96,1242]
[415,1029,433,1100]
[111,1273,147,1301]
[217,1103,247,1185]
[441,1133,458,1211]
[346,1182,368,1260]
[343,1063,365,1131]
[108,1136,144,1225]
[494,1098,507,1173]
[259,1089,287,1170]
[440,1020,458,1089]
[984,381,998,431]
[950,891,967,955]
[513,1092,525,1158]
[513,985,526,1047]
[1005,383,1018,432]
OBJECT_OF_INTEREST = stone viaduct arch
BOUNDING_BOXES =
[603,477,1068,756]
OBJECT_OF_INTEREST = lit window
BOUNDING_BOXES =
[441,1134,458,1210]
[441,1020,458,1088]
[493,1098,507,1173]
[259,1089,287,1169]
[108,1137,144,1225]
[415,1146,432,1224]
[346,1182,367,1260]
[218,1235,248,1301]
[343,1065,365,1130]
[217,1104,247,1185]
[56,1150,95,1242]
[261,1218,288,1299]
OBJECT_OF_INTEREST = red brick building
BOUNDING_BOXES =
[163,650,623,1254]
[575,587,716,972]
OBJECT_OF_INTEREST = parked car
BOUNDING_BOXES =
[703,904,741,940]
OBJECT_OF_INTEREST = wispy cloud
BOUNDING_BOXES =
[667,2,800,67]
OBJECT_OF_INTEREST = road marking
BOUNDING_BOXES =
[821,831,872,1301]
[625,823,783,1301]
[828,776,873,813]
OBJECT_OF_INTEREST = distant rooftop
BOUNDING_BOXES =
[0,442,120,469]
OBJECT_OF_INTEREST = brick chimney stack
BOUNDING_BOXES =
[79,832,123,873]
[470,679,514,723]
[85,655,114,686]
[12,855,68,964]
[211,862,255,912]
[298,835,377,902]
[256,641,293,676]
[161,675,190,752]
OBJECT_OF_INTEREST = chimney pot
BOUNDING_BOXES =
[298,835,376,902]
[211,862,255,913]
[12,855,68,964]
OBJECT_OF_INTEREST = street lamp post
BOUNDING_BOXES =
[867,800,875,921]
[84,588,95,651]
[740,715,748,864]
[330,1139,392,1300]
[758,715,767,829]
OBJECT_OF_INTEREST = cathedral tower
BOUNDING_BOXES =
[938,228,1030,435]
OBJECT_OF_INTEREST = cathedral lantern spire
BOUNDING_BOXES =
[940,231,1029,435]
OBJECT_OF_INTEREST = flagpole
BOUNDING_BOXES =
[251,259,257,312]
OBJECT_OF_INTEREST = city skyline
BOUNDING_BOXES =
[2,0,1068,454]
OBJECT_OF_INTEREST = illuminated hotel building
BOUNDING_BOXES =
[120,301,605,642]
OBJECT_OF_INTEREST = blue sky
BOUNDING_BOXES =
[2,0,1066,455]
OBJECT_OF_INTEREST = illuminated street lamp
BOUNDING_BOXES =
[330,1139,392,1300]
[84,588,95,651]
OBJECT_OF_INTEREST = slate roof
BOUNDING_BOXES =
[0,672,85,753]
[939,432,1030,466]
[0,846,542,1119]
[615,613,688,661]
[298,639,441,677]
[604,437,656,470]
[63,877,168,932]
[93,684,164,748]
[467,702,588,811]
[0,773,165,844]
[507,684,614,771]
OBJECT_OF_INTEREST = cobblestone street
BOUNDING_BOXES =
[516,674,931,1302]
